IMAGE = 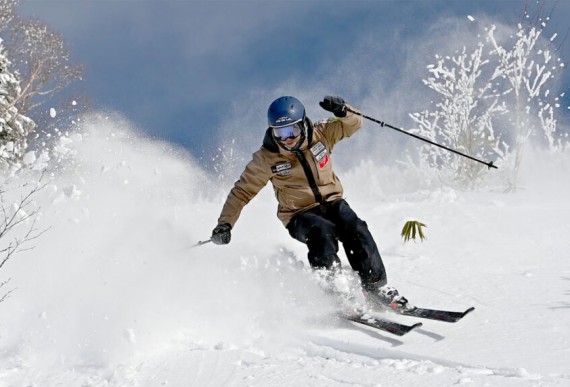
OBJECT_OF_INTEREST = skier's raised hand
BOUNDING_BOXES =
[211,223,232,245]
[319,96,347,117]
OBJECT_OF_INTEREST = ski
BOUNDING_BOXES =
[383,305,475,323]
[372,304,475,323]
[347,314,423,336]
[363,287,475,323]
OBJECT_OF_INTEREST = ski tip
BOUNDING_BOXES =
[397,322,422,336]
[462,307,476,317]
[389,322,422,336]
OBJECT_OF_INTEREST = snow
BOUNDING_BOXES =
[22,150,36,165]
[1,115,570,386]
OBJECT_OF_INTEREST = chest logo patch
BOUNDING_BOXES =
[310,142,330,169]
[271,162,292,176]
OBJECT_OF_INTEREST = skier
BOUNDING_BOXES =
[210,96,408,309]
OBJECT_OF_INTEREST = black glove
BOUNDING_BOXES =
[319,95,347,117]
[211,223,232,245]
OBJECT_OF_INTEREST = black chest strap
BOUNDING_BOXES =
[293,150,323,204]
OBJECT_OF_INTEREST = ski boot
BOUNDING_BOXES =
[363,284,415,312]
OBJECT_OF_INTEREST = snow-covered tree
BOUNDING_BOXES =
[410,43,508,188]
[3,17,84,117]
[487,9,566,188]
[0,0,17,26]
[0,173,48,304]
[410,3,567,190]
[1,0,85,149]
[1,0,86,174]
[0,38,36,172]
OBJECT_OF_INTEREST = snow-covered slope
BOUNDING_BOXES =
[1,115,569,386]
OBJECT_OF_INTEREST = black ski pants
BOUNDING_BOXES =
[286,199,387,288]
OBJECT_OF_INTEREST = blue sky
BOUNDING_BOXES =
[18,0,570,165]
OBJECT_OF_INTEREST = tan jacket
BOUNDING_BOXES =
[217,108,363,227]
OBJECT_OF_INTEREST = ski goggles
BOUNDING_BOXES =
[272,122,302,141]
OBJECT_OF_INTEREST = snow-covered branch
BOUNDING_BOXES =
[0,172,49,303]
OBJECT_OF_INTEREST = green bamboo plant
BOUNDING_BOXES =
[401,220,427,243]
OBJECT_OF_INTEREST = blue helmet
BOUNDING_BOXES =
[267,96,305,128]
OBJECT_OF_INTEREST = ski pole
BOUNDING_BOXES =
[192,239,212,248]
[346,107,498,170]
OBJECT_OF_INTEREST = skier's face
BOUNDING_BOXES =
[281,134,301,148]
[272,122,303,148]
